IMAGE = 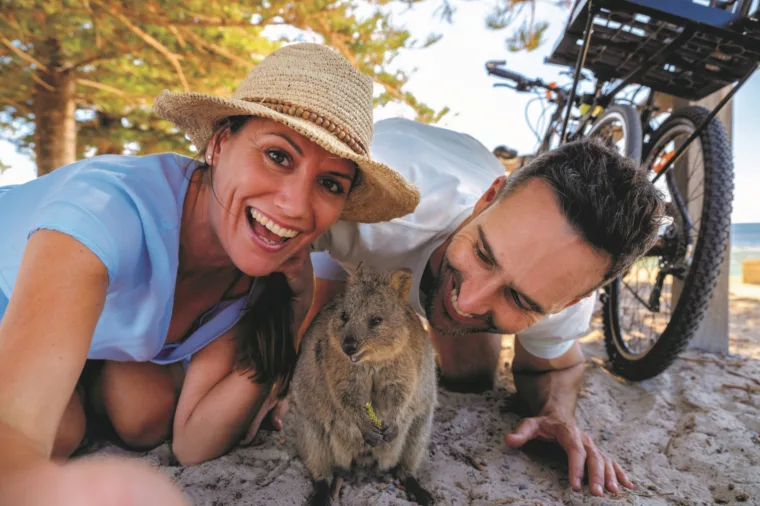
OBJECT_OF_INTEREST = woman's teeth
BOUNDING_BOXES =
[450,288,473,318]
[248,209,300,239]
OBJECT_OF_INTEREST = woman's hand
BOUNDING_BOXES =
[6,456,190,506]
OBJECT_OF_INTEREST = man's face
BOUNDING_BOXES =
[425,177,611,337]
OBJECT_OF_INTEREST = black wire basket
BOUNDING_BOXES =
[546,0,760,100]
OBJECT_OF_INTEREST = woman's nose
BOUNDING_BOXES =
[275,175,311,219]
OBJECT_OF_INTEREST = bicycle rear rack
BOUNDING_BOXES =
[548,0,760,177]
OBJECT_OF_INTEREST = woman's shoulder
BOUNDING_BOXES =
[64,152,198,196]
[0,152,199,289]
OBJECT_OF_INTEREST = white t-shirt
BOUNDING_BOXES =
[311,118,595,359]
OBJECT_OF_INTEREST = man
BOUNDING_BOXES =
[304,118,663,497]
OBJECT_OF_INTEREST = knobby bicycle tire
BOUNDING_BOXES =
[602,105,734,381]
[586,104,643,163]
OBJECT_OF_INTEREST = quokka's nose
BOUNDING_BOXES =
[342,337,358,356]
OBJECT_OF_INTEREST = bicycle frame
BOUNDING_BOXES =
[553,0,759,182]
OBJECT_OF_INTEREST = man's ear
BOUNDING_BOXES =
[473,175,507,215]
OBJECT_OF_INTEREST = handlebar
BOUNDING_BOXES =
[485,60,529,86]
[485,60,556,94]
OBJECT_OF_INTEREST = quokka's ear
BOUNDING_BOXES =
[389,268,413,300]
[348,261,372,284]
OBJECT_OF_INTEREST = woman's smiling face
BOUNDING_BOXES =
[206,117,356,277]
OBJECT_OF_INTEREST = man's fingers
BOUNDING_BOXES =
[613,460,635,489]
[584,442,606,497]
[552,426,585,492]
[504,417,541,448]
[565,437,586,492]
[604,457,619,494]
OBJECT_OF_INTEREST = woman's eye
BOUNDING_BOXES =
[266,149,290,167]
[320,178,345,195]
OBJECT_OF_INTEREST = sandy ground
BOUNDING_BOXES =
[83,279,760,505]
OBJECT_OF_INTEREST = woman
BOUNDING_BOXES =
[0,43,419,505]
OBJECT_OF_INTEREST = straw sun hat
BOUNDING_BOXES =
[153,42,420,223]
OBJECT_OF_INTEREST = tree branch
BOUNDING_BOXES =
[76,78,126,96]
[168,25,186,48]
[0,34,49,71]
[180,28,252,68]
[1,96,32,113]
[29,71,55,92]
[92,0,190,91]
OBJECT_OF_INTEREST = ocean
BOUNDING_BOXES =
[731,222,760,278]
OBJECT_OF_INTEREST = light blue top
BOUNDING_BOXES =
[0,153,254,364]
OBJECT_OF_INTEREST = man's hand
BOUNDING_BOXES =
[505,414,634,496]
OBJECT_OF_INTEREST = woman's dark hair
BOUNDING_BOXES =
[234,273,298,398]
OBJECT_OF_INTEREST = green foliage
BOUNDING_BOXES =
[435,0,570,52]
[0,0,447,159]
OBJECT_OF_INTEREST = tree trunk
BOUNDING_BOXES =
[33,38,76,176]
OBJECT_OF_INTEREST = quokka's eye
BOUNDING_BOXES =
[341,311,349,323]
[369,316,383,327]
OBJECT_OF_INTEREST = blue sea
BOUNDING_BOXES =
[731,223,760,277]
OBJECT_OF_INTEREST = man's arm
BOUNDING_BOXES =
[506,338,634,497]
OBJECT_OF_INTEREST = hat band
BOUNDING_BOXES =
[246,98,368,157]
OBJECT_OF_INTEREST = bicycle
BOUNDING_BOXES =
[486,0,760,381]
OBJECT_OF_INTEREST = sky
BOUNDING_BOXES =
[1,1,758,223]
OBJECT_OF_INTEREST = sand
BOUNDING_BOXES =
[82,279,760,505]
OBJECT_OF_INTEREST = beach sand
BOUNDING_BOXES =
[82,279,760,505]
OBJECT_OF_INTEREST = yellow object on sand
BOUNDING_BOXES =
[364,401,382,429]
[743,259,760,285]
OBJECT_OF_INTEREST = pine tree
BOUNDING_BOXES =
[0,0,447,175]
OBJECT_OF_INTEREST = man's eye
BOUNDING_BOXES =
[266,149,290,167]
[475,244,491,265]
[321,178,345,195]
[509,290,528,311]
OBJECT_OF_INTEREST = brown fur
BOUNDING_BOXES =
[290,263,437,505]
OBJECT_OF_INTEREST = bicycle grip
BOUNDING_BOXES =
[489,68,527,86]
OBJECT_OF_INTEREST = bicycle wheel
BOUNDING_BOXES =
[585,104,643,163]
[602,105,734,381]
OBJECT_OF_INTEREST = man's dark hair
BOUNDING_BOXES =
[496,137,665,285]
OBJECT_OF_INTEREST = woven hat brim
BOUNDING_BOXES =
[153,90,420,223]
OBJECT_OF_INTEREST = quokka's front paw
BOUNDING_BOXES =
[360,418,385,447]
[381,421,399,443]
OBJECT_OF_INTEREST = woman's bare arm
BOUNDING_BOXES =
[171,327,271,466]
[0,230,107,472]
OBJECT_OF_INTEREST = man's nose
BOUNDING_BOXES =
[456,277,499,317]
